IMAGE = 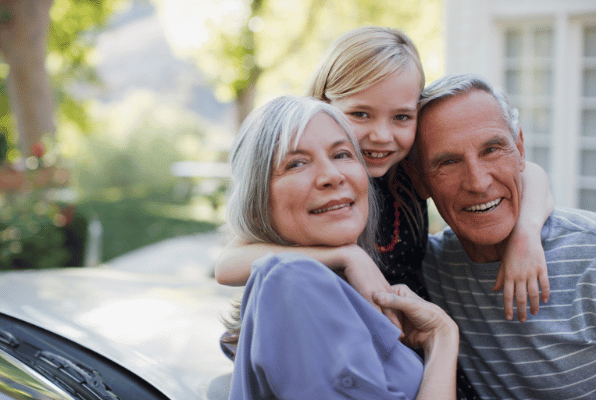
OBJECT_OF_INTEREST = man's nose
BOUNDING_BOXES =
[315,160,345,188]
[463,160,491,192]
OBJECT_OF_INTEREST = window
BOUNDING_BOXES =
[578,24,596,211]
[503,25,555,176]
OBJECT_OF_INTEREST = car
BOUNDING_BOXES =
[0,234,242,400]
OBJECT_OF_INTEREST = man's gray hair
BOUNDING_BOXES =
[226,95,379,256]
[419,74,520,139]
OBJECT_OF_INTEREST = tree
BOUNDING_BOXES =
[180,0,442,128]
[0,0,54,158]
[0,0,126,162]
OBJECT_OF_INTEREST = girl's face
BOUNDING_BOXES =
[269,112,369,247]
[331,61,422,178]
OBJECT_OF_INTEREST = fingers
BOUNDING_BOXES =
[515,282,528,322]
[382,307,404,339]
[527,278,540,316]
[539,269,550,303]
[503,280,515,320]
[493,266,505,292]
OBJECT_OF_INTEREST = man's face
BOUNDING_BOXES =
[416,90,526,262]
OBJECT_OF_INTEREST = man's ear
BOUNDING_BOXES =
[402,156,430,200]
[516,127,526,171]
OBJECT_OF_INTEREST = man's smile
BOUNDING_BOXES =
[464,198,502,213]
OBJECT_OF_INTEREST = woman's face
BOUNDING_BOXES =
[331,61,421,178]
[269,112,369,246]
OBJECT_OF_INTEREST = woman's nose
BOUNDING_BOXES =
[315,160,345,188]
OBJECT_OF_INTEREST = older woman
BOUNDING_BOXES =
[225,95,458,399]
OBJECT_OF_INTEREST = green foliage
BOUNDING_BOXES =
[0,192,69,270]
[192,0,441,106]
[77,199,218,262]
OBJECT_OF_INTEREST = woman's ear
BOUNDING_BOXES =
[401,156,430,200]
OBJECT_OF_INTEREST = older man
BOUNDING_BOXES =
[414,74,596,399]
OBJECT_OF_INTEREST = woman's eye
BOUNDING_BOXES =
[334,150,354,160]
[394,114,411,122]
[286,159,306,170]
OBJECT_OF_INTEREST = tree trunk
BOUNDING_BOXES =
[0,0,54,158]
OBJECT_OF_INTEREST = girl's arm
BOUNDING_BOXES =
[214,238,401,325]
[495,161,553,321]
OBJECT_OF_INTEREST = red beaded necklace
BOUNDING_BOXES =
[377,201,401,253]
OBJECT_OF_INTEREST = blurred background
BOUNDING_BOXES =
[1,0,594,270]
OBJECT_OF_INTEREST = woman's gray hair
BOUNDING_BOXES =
[419,74,520,139]
[226,95,379,257]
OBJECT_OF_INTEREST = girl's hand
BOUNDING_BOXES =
[494,225,550,322]
[373,285,458,353]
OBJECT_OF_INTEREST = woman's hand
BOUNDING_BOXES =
[375,285,459,400]
[340,245,403,330]
[373,285,458,353]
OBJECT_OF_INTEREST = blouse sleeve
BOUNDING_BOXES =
[229,253,423,400]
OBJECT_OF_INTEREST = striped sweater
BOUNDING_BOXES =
[423,207,596,400]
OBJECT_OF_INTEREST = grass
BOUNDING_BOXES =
[77,198,220,263]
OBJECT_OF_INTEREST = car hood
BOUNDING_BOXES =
[0,266,242,400]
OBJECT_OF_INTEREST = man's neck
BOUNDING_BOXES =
[459,239,505,264]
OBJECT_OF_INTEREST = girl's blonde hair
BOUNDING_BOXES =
[306,26,427,245]
[306,26,425,101]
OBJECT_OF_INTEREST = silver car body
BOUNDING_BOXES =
[0,245,241,399]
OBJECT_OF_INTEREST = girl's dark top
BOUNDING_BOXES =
[374,165,480,400]
[371,166,429,297]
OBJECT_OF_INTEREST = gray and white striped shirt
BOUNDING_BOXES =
[423,207,596,400]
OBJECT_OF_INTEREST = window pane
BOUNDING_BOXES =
[531,147,550,173]
[533,69,553,96]
[533,27,553,57]
[584,69,596,97]
[505,30,522,58]
[506,69,522,95]
[580,149,596,176]
[584,26,596,57]
[579,189,596,212]
[532,108,551,134]
[582,109,596,137]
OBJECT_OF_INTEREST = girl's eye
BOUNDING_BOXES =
[349,111,369,119]
[394,114,411,122]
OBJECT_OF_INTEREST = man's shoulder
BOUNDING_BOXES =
[427,227,459,252]
[547,207,596,236]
